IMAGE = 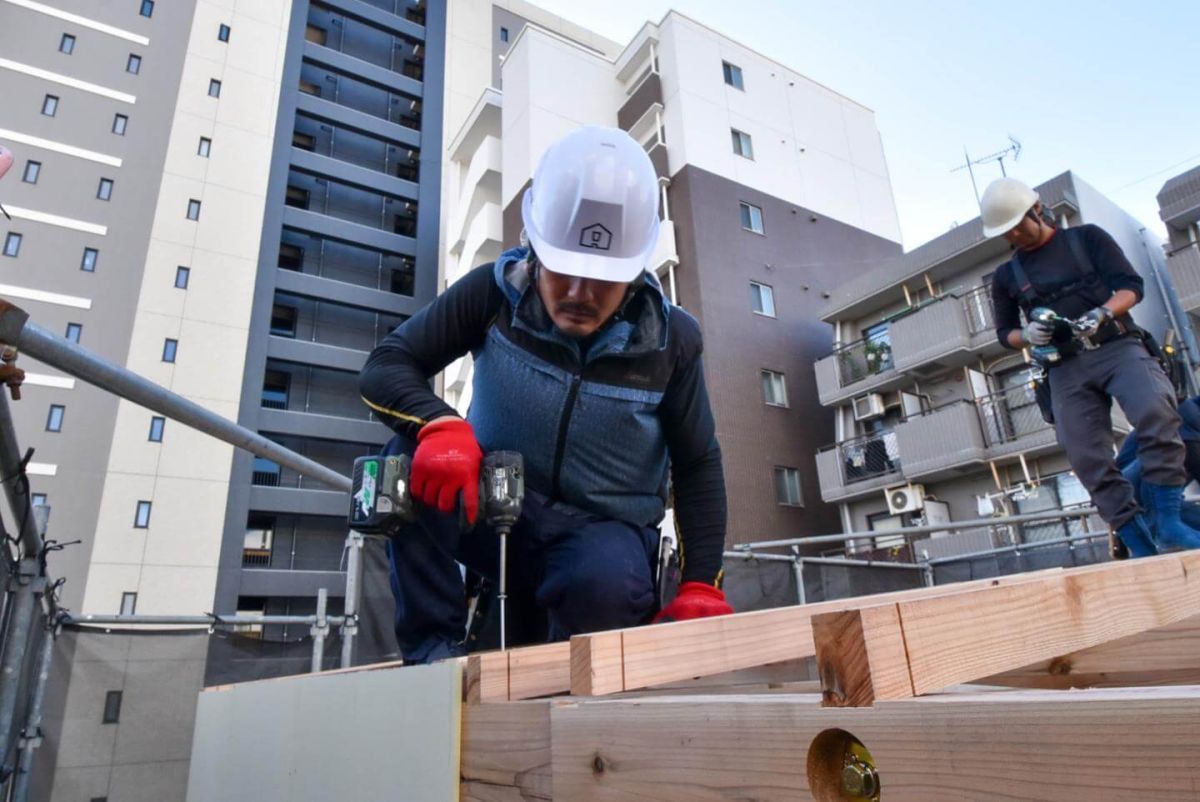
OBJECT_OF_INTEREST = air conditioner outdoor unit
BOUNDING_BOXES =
[852,393,886,421]
[886,484,926,516]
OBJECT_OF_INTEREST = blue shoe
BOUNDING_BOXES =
[1115,514,1159,558]
[1141,482,1200,552]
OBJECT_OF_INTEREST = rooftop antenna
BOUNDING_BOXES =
[951,136,1023,207]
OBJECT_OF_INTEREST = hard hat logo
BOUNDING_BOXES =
[579,224,613,251]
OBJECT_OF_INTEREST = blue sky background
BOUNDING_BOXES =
[529,0,1200,249]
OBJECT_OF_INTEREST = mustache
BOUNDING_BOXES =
[555,301,599,318]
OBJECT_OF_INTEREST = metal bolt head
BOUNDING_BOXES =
[842,759,879,798]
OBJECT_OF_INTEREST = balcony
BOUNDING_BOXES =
[814,337,903,406]
[1167,242,1200,315]
[889,286,1001,376]
[815,430,902,503]
[448,136,501,254]
[458,201,502,278]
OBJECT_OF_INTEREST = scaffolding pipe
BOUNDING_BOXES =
[791,548,805,606]
[340,532,363,668]
[0,301,351,493]
[63,614,346,627]
[922,531,1107,565]
[732,507,1098,551]
[0,560,40,779]
[311,588,328,674]
[0,392,42,556]
[10,621,54,802]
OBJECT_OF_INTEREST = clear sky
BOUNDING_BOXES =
[525,0,1200,249]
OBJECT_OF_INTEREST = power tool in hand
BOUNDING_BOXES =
[348,450,525,649]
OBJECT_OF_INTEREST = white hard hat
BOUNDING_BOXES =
[521,126,660,283]
[980,177,1040,238]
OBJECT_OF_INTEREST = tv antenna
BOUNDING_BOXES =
[951,136,1023,205]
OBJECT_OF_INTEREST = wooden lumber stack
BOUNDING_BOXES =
[457,551,1200,800]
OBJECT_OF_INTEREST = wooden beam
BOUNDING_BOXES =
[569,566,1068,697]
[547,686,1200,801]
[465,650,510,704]
[815,551,1200,707]
[461,700,553,800]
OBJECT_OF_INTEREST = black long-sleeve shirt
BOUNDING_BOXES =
[991,224,1144,348]
[360,262,728,585]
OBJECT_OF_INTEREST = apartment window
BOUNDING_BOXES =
[103,690,122,723]
[270,304,297,337]
[139,0,154,17]
[261,370,289,409]
[186,199,201,220]
[731,128,754,159]
[218,24,231,42]
[722,61,744,90]
[292,131,315,151]
[740,201,764,234]
[285,186,310,209]
[120,592,138,616]
[46,404,65,432]
[148,416,165,442]
[65,323,82,343]
[305,24,327,45]
[97,178,114,201]
[81,247,98,272]
[60,33,76,54]
[750,281,775,317]
[197,137,211,157]
[4,233,22,257]
[761,370,788,407]
[41,94,59,116]
[126,53,142,74]
[774,467,803,507]
[175,266,190,289]
[391,268,414,296]
[32,493,47,506]
[134,501,152,528]
[278,243,304,270]
[112,113,128,135]
[208,79,222,98]
[162,338,178,362]
[500,27,509,42]
[22,161,41,184]
[298,78,321,97]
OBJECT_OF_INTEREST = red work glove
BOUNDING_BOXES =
[411,418,483,524]
[653,582,733,623]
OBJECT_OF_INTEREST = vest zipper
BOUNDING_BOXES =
[551,371,582,500]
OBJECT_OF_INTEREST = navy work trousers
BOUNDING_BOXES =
[382,435,660,664]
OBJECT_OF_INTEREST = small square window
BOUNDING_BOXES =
[134,501,152,528]
[46,404,65,432]
[4,233,22,258]
[32,493,48,506]
[750,281,775,317]
[81,247,99,272]
[139,0,154,17]
[97,178,114,201]
[197,137,211,157]
[270,304,297,337]
[731,128,754,159]
[162,338,178,363]
[22,161,41,184]
[740,201,764,234]
[41,95,59,116]
[60,34,76,54]
[208,79,222,98]
[65,322,82,343]
[187,199,201,220]
[126,53,141,74]
[292,131,315,151]
[278,243,304,270]
[112,113,128,135]
[175,266,190,289]
[218,24,231,42]
[103,690,123,723]
[148,416,165,442]
[761,369,788,407]
[774,467,803,507]
[722,61,744,90]
[500,27,509,42]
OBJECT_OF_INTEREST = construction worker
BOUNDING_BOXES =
[359,126,731,663]
[985,177,1200,558]
[1117,394,1200,537]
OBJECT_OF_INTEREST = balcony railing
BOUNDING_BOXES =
[252,471,282,487]
[834,337,894,385]
[242,548,272,567]
[962,284,995,335]
[976,383,1050,447]
[836,430,901,485]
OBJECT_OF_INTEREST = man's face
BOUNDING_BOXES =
[535,262,630,338]
[1003,206,1047,249]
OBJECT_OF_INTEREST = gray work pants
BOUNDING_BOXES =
[1049,336,1185,527]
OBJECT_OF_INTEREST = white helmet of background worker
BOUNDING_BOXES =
[521,126,660,283]
[979,177,1040,238]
